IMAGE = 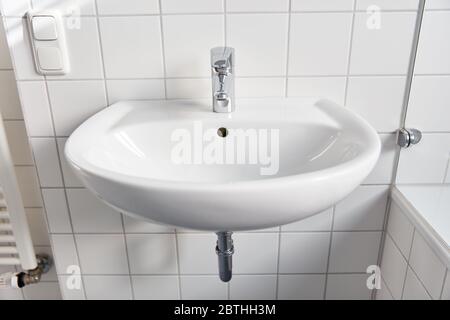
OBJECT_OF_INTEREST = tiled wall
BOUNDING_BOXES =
[377,201,449,300]
[0,9,60,300]
[397,1,450,184]
[0,0,424,299]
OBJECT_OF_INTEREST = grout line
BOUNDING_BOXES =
[439,269,448,300]
[158,0,168,99]
[323,206,336,300]
[400,229,416,299]
[54,272,370,277]
[120,214,135,300]
[284,0,292,97]
[343,0,357,106]
[174,229,183,300]
[275,226,282,300]
[94,0,110,106]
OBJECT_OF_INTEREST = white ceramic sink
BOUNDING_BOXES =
[65,98,380,231]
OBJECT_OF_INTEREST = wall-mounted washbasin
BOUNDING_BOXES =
[65,98,380,232]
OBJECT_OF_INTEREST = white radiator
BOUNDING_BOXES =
[0,112,37,270]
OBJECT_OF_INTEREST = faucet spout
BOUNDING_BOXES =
[211,47,235,113]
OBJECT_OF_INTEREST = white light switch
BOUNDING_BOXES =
[37,47,63,70]
[32,16,58,41]
[27,11,70,75]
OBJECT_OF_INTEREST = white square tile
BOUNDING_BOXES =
[163,15,224,77]
[67,188,123,233]
[289,13,352,76]
[279,232,330,273]
[76,235,129,274]
[126,234,178,274]
[99,16,163,78]
[161,0,223,13]
[123,215,174,233]
[396,133,450,184]
[350,12,416,75]
[334,185,389,231]
[17,81,54,136]
[56,138,84,187]
[227,14,288,76]
[287,77,347,104]
[387,202,414,258]
[30,138,63,187]
[42,188,72,233]
[329,232,381,273]
[166,78,211,99]
[415,12,450,74]
[23,282,61,300]
[346,76,406,132]
[15,166,43,207]
[364,134,397,184]
[4,18,42,80]
[26,208,50,246]
[425,0,450,9]
[230,275,277,300]
[51,17,103,80]
[326,274,373,300]
[0,70,22,119]
[292,0,354,11]
[0,19,12,68]
[180,276,227,300]
[177,233,217,274]
[0,0,31,17]
[403,267,431,300]
[83,276,132,300]
[97,0,159,15]
[235,77,285,98]
[380,234,407,299]
[106,79,165,104]
[409,231,446,299]
[233,233,279,274]
[278,275,326,300]
[356,0,419,10]
[227,0,289,12]
[58,275,86,300]
[50,234,80,275]
[32,0,97,15]
[47,80,106,136]
[132,276,180,300]
[3,121,33,165]
[406,76,450,132]
[376,278,394,300]
[282,208,333,232]
[0,288,23,300]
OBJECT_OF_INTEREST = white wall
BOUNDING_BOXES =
[0,0,424,300]
[0,7,60,299]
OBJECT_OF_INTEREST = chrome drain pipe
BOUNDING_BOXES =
[216,232,234,282]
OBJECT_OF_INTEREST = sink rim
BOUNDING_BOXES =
[65,97,381,191]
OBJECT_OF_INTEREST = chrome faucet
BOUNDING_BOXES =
[211,47,235,113]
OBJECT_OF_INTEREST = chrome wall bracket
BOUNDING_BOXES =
[397,128,422,148]
[216,232,234,282]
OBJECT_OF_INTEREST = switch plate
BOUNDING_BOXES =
[32,16,58,40]
[26,11,70,75]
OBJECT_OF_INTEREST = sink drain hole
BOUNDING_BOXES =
[217,127,228,138]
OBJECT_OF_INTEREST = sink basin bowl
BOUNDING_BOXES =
[65,98,380,231]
